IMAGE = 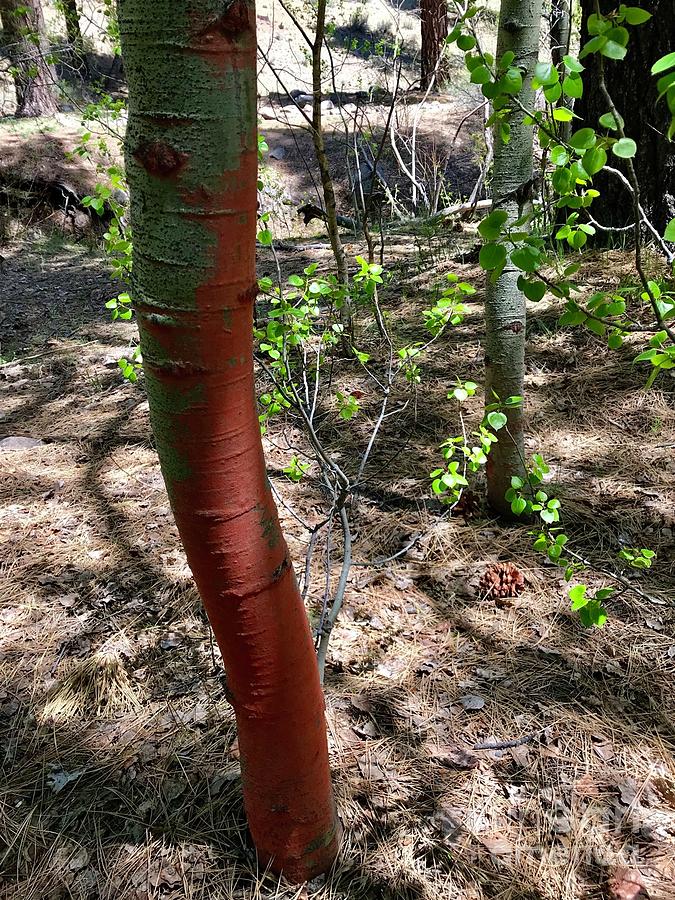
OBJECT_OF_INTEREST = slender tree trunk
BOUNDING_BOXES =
[0,0,58,117]
[117,0,339,881]
[420,0,450,91]
[549,0,571,139]
[312,0,348,286]
[485,0,543,516]
[61,0,86,64]
[577,0,675,233]
[549,0,570,70]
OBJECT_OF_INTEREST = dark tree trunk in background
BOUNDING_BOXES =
[577,0,675,234]
[0,0,58,116]
[61,0,85,64]
[420,0,450,90]
[549,0,570,69]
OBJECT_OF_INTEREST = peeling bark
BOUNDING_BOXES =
[118,0,339,881]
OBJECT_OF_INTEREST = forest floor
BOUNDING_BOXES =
[1,223,675,900]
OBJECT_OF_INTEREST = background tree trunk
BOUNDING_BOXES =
[420,0,450,91]
[549,0,570,70]
[485,0,543,516]
[577,0,675,233]
[0,0,58,116]
[312,0,348,287]
[61,0,86,64]
[118,0,339,881]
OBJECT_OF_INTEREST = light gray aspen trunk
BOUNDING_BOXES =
[485,0,543,516]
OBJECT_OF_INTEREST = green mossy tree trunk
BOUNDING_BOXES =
[117,0,339,882]
[485,0,543,516]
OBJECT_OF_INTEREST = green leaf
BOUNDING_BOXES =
[544,82,562,103]
[511,245,541,273]
[562,73,583,99]
[479,242,507,271]
[563,55,584,73]
[599,110,624,130]
[569,229,588,249]
[664,218,675,242]
[533,61,558,86]
[487,410,507,431]
[612,137,637,158]
[470,65,492,85]
[550,145,569,166]
[553,107,574,122]
[457,34,476,51]
[579,600,607,627]
[651,52,675,75]
[587,13,609,35]
[569,584,588,609]
[287,274,304,286]
[656,71,675,100]
[569,127,596,151]
[600,40,627,60]
[582,147,607,176]
[620,6,651,24]
[478,209,509,240]
[511,496,528,516]
[580,36,608,60]
[501,67,523,95]
[518,276,547,302]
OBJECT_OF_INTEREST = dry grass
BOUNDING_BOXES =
[1,238,674,900]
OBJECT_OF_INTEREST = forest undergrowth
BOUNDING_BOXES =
[1,231,674,900]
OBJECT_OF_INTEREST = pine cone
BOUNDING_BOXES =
[454,489,480,521]
[479,562,525,602]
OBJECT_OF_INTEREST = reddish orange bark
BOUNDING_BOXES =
[119,0,339,880]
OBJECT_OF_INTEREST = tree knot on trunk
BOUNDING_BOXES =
[133,140,188,178]
[271,554,291,583]
[200,0,253,41]
[238,282,259,307]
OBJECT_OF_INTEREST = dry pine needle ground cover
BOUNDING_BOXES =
[0,235,674,900]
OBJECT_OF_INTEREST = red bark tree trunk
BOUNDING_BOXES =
[118,0,340,881]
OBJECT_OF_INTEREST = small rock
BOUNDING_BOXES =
[268,145,287,160]
[0,436,44,451]
[459,694,485,711]
[159,633,182,650]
